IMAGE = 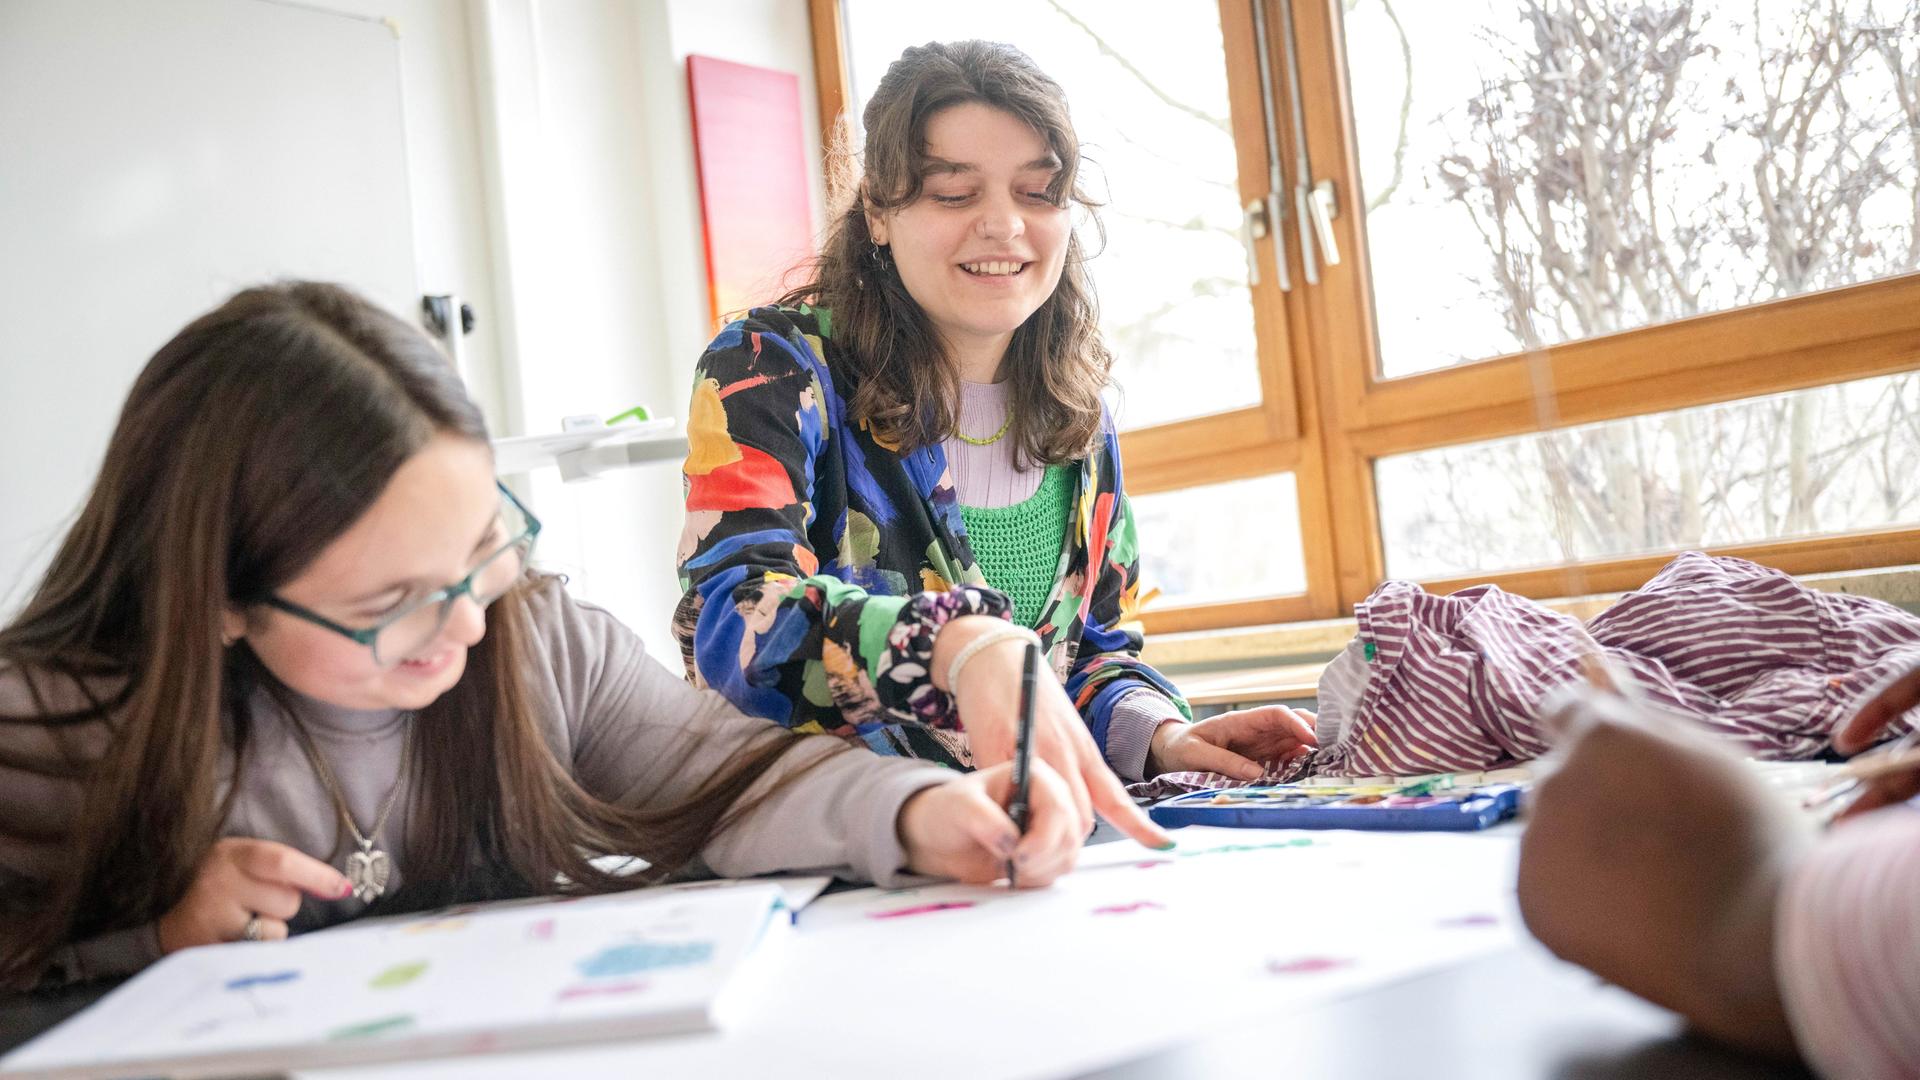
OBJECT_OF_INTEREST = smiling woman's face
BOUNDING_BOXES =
[227,433,502,712]
[867,102,1071,374]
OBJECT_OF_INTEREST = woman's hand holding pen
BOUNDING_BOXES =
[932,616,1174,852]
[1830,662,1920,821]
[897,760,1081,887]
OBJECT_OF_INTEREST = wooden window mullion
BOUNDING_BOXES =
[807,0,851,159]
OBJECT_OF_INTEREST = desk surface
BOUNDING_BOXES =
[1086,940,1808,1080]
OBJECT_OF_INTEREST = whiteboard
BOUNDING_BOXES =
[0,0,418,613]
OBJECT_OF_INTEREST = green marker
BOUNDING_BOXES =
[604,405,651,425]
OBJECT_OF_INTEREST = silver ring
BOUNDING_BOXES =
[241,914,263,942]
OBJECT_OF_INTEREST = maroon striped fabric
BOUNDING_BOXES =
[1315,553,1920,777]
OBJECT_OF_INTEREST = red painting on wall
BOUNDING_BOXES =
[686,55,816,330]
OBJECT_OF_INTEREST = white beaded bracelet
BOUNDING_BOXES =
[943,623,1042,692]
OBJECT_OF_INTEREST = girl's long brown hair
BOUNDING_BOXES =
[780,40,1112,468]
[0,282,826,988]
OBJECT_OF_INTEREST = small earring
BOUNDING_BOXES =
[868,242,888,268]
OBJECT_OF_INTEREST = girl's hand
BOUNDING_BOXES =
[156,838,354,952]
[933,617,1174,852]
[897,760,1082,887]
[1832,663,1920,821]
[1146,705,1319,780]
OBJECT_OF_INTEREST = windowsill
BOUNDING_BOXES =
[1146,565,1920,708]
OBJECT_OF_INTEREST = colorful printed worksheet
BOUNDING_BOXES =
[0,883,788,1079]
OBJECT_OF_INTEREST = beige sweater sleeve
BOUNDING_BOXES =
[522,581,957,886]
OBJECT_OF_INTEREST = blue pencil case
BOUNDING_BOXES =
[1148,782,1525,832]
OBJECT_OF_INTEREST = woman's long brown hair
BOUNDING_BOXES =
[0,282,825,988]
[780,40,1112,468]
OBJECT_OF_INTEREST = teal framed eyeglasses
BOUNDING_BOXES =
[264,482,541,667]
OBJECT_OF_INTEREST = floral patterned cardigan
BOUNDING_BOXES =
[672,304,1190,770]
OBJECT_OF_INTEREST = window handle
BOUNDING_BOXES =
[1241,199,1266,287]
[1264,191,1291,290]
[1242,195,1290,291]
[1308,179,1342,268]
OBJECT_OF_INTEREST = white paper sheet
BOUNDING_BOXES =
[304,828,1522,1080]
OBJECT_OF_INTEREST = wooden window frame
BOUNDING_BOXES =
[809,0,1920,636]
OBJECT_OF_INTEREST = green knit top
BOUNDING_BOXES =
[958,465,1075,629]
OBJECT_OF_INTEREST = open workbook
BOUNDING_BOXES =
[0,882,790,1079]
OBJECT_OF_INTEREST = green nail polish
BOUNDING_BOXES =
[1155,840,1178,851]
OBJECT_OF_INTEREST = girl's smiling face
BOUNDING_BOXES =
[228,434,504,712]
[867,102,1072,377]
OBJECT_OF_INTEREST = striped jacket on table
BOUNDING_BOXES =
[1314,552,1920,775]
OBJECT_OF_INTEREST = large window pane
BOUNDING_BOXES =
[1375,373,1920,580]
[841,1,1263,429]
[1345,0,1920,378]
[1133,473,1307,605]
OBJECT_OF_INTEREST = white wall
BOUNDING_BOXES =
[284,0,509,428]
[0,0,487,614]
[1,0,825,665]
[474,0,827,662]
[0,0,504,613]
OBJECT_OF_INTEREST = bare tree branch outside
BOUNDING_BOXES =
[1364,0,1920,578]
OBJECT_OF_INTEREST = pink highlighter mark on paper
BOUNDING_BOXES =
[1092,901,1165,916]
[1134,861,1174,870]
[868,901,976,920]
[528,918,555,941]
[463,1033,503,1055]
[1438,913,1500,929]
[558,980,650,1001]
[1267,956,1354,976]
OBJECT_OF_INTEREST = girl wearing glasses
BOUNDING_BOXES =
[675,41,1315,847]
[0,282,1087,990]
